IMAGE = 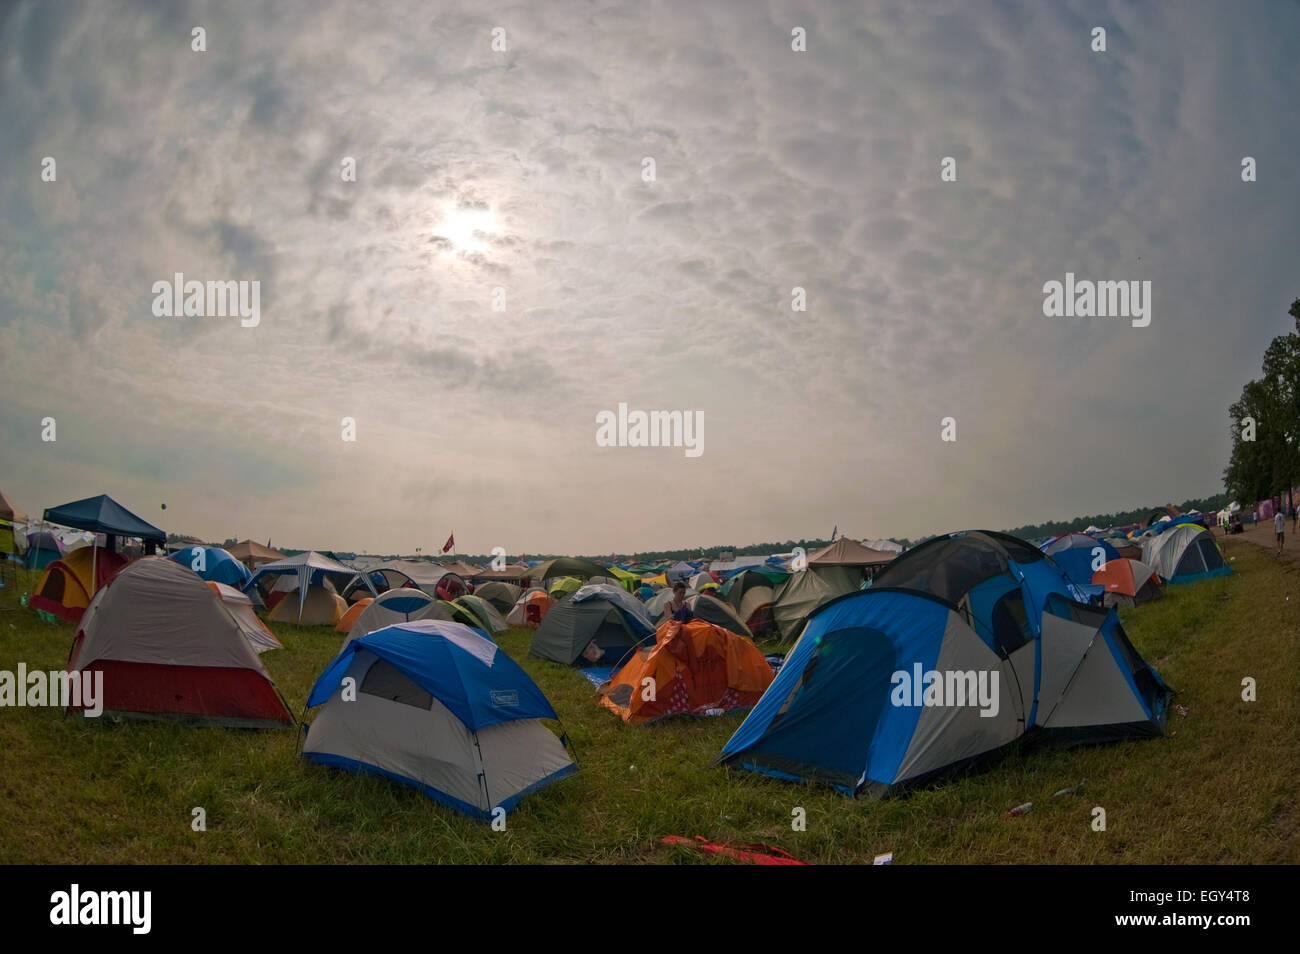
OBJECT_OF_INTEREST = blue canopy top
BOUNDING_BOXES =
[306,621,558,730]
[43,494,166,543]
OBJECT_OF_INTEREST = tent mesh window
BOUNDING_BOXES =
[359,659,434,710]
[1173,544,1207,578]
[1196,537,1225,571]
[989,591,1032,655]
[871,533,1038,605]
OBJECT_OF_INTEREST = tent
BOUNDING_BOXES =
[665,561,696,584]
[598,619,774,724]
[23,530,62,570]
[43,495,166,545]
[506,589,555,628]
[473,582,522,615]
[771,569,858,644]
[336,597,374,633]
[68,558,293,725]
[229,540,286,568]
[1092,559,1162,608]
[31,546,128,623]
[268,584,347,626]
[346,562,468,601]
[168,546,253,587]
[1040,534,1121,589]
[453,594,509,635]
[205,581,283,654]
[247,551,375,623]
[342,588,452,648]
[302,621,577,819]
[1142,525,1232,585]
[808,537,896,568]
[719,534,1172,797]
[683,593,753,637]
[0,490,25,556]
[548,576,582,598]
[529,584,656,666]
[440,561,485,578]
[524,557,610,584]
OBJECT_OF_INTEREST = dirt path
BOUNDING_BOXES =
[1219,516,1300,571]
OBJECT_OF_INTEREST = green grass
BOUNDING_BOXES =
[1,542,1295,864]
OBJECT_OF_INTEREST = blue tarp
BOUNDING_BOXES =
[307,621,557,730]
[43,495,166,542]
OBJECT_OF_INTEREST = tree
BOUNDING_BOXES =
[1224,298,1300,509]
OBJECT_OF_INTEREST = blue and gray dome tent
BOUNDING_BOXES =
[303,620,577,819]
[168,546,253,587]
[718,530,1172,798]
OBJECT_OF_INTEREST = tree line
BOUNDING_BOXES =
[1224,299,1300,514]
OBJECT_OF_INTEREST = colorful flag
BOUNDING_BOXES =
[442,533,454,553]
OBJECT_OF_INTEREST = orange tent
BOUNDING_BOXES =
[599,619,774,725]
[1092,558,1162,607]
[336,597,374,633]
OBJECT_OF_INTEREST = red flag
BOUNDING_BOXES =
[442,533,454,553]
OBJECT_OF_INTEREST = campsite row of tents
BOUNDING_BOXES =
[6,489,1234,821]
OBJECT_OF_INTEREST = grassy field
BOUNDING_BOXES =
[1,541,1296,865]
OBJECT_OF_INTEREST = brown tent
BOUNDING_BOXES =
[229,540,286,568]
[440,561,485,577]
[808,537,895,567]
[0,489,27,524]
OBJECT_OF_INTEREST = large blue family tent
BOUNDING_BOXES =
[1040,533,1120,593]
[168,546,253,587]
[303,621,577,819]
[718,531,1172,798]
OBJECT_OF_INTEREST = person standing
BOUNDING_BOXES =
[1276,507,1286,556]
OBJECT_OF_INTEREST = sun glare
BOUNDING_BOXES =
[436,207,497,254]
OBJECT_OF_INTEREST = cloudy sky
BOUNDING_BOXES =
[2,0,1297,556]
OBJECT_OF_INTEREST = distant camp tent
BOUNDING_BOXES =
[665,561,696,584]
[506,589,555,628]
[683,593,753,637]
[1040,534,1121,589]
[808,537,896,569]
[342,588,452,648]
[441,561,485,578]
[205,581,283,654]
[229,540,285,569]
[68,558,293,725]
[247,551,374,624]
[771,569,858,644]
[342,560,464,600]
[302,621,577,819]
[0,490,25,557]
[1142,525,1231,585]
[1092,559,1162,608]
[336,597,374,633]
[473,582,522,615]
[719,534,1173,797]
[268,583,347,626]
[599,619,774,724]
[23,530,62,570]
[168,546,253,587]
[549,576,582,599]
[525,557,610,585]
[530,583,656,666]
[31,546,128,623]
[454,594,509,635]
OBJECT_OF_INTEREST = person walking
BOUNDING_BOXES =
[1276,507,1286,556]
